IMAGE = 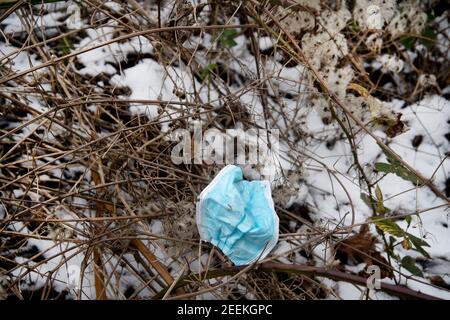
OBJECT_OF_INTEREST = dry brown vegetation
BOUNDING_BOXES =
[0,0,449,300]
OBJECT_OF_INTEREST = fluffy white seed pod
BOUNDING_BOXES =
[379,54,405,73]
[365,5,384,29]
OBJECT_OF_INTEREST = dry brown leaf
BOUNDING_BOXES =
[335,225,394,278]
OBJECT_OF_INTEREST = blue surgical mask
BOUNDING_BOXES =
[196,165,279,266]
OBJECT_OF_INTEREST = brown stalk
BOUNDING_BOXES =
[91,164,107,300]
[155,262,442,300]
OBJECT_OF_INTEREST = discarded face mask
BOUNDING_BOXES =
[196,165,279,266]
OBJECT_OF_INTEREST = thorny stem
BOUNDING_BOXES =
[153,262,442,300]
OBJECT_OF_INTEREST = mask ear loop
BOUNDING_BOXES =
[259,180,279,261]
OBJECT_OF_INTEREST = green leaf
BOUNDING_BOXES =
[376,143,424,185]
[376,202,387,215]
[412,245,431,259]
[405,215,412,227]
[375,185,383,202]
[407,233,430,248]
[372,217,405,237]
[377,144,397,163]
[389,236,396,246]
[361,193,390,214]
[398,23,437,50]
[58,36,74,56]
[361,193,376,208]
[349,20,360,33]
[374,185,385,213]
[200,63,217,80]
[406,233,431,258]
[401,256,423,277]
[216,29,238,47]
[374,162,422,185]
[419,27,437,48]
[400,36,416,50]
[374,162,392,172]
[386,236,398,259]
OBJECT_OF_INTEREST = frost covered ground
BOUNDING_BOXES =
[0,0,449,300]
